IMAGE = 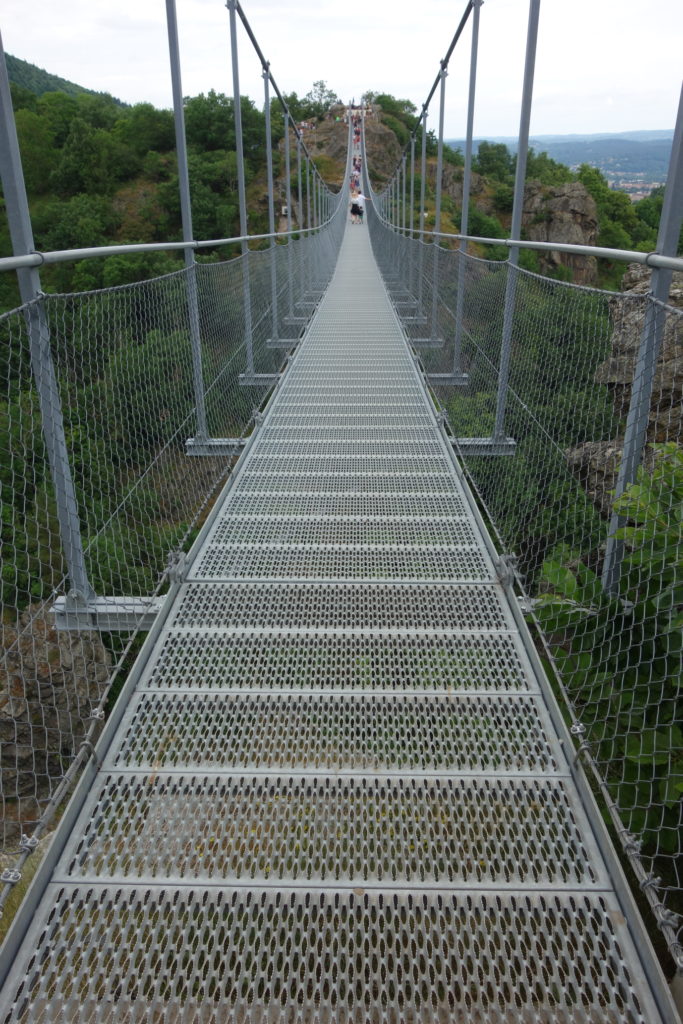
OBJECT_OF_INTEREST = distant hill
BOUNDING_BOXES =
[446,130,673,189]
[5,52,125,105]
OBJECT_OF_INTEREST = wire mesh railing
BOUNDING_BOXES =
[0,218,344,861]
[367,205,683,970]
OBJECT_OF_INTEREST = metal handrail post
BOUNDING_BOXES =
[166,0,207,441]
[0,31,95,605]
[306,157,313,294]
[602,81,683,594]
[409,134,416,296]
[418,112,428,316]
[296,135,303,229]
[263,66,279,342]
[227,0,255,376]
[296,135,305,307]
[453,0,482,377]
[401,154,408,287]
[430,64,448,342]
[284,113,295,322]
[493,0,540,441]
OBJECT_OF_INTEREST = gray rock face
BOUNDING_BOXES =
[363,121,402,183]
[522,182,598,285]
[594,264,683,435]
[566,264,683,516]
[0,605,110,843]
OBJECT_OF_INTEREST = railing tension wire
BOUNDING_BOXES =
[166,0,208,442]
[0,28,96,610]
[601,81,683,595]
[232,0,336,223]
[367,3,474,339]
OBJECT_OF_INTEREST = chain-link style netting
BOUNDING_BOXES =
[0,225,342,857]
[368,209,683,969]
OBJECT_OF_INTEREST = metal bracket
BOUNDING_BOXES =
[450,437,517,456]
[569,722,593,766]
[52,595,166,631]
[0,871,21,885]
[239,373,280,386]
[19,835,38,853]
[265,338,298,349]
[185,437,247,457]
[167,550,188,584]
[411,338,444,349]
[428,373,469,386]
[495,554,517,589]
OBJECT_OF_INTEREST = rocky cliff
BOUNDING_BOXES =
[522,182,598,285]
[566,263,683,516]
[0,606,110,841]
[422,165,598,284]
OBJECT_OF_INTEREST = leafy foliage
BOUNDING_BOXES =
[535,444,683,860]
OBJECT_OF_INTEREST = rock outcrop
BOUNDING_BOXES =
[362,120,402,184]
[594,263,683,432]
[522,182,598,285]
[0,605,110,843]
[566,264,683,515]
[424,170,598,284]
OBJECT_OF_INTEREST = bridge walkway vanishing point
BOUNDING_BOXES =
[0,219,673,1022]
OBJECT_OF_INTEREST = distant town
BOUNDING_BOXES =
[448,129,673,201]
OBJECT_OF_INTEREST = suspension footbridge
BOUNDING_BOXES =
[1,0,683,1019]
[0,210,677,1023]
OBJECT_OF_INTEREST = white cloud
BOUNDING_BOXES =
[1,0,681,135]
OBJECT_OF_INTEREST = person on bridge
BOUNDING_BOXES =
[355,191,368,223]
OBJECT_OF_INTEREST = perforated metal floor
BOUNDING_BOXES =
[0,223,673,1022]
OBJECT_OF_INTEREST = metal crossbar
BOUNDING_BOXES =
[0,221,676,1021]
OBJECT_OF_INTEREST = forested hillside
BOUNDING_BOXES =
[365,94,680,288]
[0,64,343,315]
[3,53,124,103]
[2,63,679,315]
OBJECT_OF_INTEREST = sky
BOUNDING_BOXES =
[1,0,681,139]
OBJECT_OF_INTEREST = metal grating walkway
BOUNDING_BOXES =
[0,223,671,1022]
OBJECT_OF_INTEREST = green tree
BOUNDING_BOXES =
[14,109,55,195]
[36,90,80,145]
[301,80,341,120]
[474,141,514,181]
[33,194,120,251]
[115,103,175,158]
[524,147,574,186]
